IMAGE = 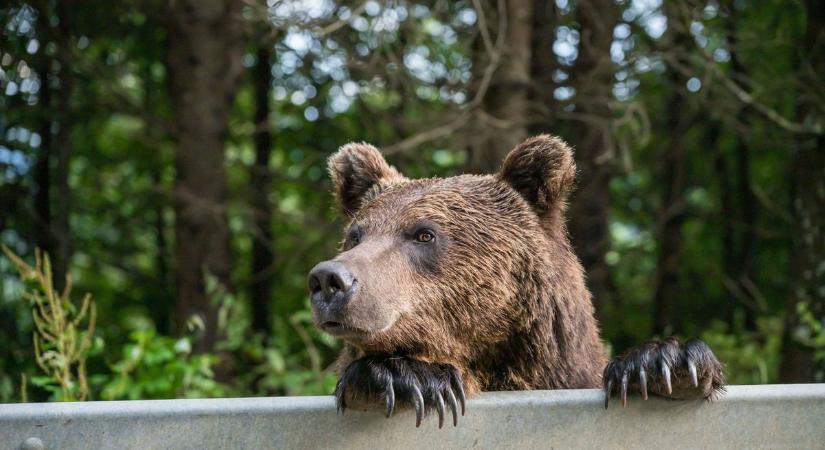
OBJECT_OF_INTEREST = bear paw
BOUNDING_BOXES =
[603,337,724,408]
[335,355,466,428]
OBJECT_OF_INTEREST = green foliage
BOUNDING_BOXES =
[101,329,224,400]
[205,273,338,397]
[791,303,825,364]
[1,249,336,401]
[253,310,339,396]
[701,316,784,385]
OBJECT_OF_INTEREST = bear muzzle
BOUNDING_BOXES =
[308,260,362,337]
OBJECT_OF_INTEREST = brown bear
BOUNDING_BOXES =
[307,135,724,428]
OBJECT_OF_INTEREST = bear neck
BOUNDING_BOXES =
[473,230,606,391]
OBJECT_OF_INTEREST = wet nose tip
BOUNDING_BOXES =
[308,261,355,301]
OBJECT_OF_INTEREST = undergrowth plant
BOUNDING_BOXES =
[1,245,97,401]
[793,302,825,380]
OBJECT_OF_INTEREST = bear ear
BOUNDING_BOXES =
[328,142,406,215]
[498,135,576,216]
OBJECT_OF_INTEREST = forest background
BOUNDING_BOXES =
[1,0,823,402]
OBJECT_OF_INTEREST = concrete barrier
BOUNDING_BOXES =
[0,384,823,449]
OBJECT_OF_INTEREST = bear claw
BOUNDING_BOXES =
[688,360,698,388]
[662,364,672,395]
[385,382,395,418]
[412,384,424,427]
[335,355,465,428]
[603,337,724,409]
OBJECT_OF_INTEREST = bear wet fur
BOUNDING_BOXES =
[309,135,724,427]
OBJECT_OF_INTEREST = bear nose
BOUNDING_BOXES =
[308,261,356,304]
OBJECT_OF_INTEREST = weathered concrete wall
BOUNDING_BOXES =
[1,384,823,449]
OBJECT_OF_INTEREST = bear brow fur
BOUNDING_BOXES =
[327,135,606,395]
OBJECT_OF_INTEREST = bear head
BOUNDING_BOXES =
[308,135,578,360]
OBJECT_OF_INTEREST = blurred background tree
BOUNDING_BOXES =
[0,0,823,402]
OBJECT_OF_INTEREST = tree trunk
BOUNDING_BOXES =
[53,77,72,292]
[711,123,737,323]
[728,12,759,329]
[250,46,274,336]
[651,82,691,335]
[166,0,244,353]
[733,137,758,327]
[568,0,619,320]
[51,0,74,289]
[779,0,825,382]
[469,0,534,172]
[34,33,53,260]
[144,62,172,334]
[527,0,557,136]
[152,169,171,334]
[779,136,825,382]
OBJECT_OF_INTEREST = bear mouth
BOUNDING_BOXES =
[320,321,365,337]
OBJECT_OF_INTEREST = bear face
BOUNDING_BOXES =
[308,136,578,359]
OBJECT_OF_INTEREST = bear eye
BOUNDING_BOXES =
[414,229,435,243]
[346,226,362,248]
